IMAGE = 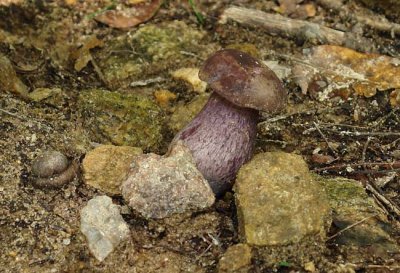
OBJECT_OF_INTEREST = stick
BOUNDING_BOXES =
[326,215,375,241]
[317,0,400,36]
[366,183,400,217]
[220,6,373,51]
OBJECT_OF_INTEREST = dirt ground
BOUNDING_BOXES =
[0,1,399,272]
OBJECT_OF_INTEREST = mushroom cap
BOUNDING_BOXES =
[199,49,287,112]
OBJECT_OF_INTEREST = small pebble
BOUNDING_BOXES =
[80,195,130,262]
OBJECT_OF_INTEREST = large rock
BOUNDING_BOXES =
[82,145,142,195]
[121,141,215,219]
[316,176,400,261]
[234,152,331,246]
[78,89,165,151]
[80,195,130,262]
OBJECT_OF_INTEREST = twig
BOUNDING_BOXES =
[366,183,400,217]
[326,215,375,241]
[220,6,373,52]
[361,137,373,164]
[316,127,400,137]
[313,121,338,157]
[313,161,400,172]
[317,0,400,36]
[0,108,25,120]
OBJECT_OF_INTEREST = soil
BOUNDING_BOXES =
[0,1,399,272]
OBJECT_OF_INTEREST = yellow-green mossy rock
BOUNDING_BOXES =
[97,21,214,89]
[82,145,142,195]
[234,152,331,246]
[78,89,165,151]
[315,176,399,261]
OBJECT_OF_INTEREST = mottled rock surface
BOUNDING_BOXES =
[122,142,215,219]
[234,152,331,246]
[78,89,164,151]
[316,176,400,261]
[218,244,252,273]
[82,145,142,195]
[80,195,130,262]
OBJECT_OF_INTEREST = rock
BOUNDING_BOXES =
[82,145,142,195]
[121,141,215,219]
[168,93,210,133]
[80,195,130,262]
[234,152,331,246]
[0,53,29,98]
[171,68,207,93]
[28,87,67,107]
[218,244,252,273]
[78,89,164,151]
[316,176,400,261]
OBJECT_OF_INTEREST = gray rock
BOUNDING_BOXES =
[234,152,331,246]
[80,195,130,262]
[121,141,215,219]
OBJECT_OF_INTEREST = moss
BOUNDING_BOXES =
[78,89,165,152]
[97,21,209,88]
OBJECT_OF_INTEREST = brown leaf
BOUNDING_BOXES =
[95,0,163,29]
[71,36,104,72]
[292,45,400,100]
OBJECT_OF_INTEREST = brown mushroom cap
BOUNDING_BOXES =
[198,49,287,112]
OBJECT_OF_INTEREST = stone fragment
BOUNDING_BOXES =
[234,152,331,246]
[218,244,252,273]
[80,195,130,262]
[82,145,142,195]
[171,67,207,93]
[121,141,215,219]
[78,89,164,151]
[0,53,29,98]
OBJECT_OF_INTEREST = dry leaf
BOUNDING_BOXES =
[95,0,163,29]
[390,89,400,107]
[292,45,400,100]
[72,36,104,72]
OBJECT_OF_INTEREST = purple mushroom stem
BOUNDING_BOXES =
[170,49,287,196]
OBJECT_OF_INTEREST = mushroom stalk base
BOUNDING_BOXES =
[171,92,258,196]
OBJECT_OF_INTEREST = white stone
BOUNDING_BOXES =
[80,195,130,261]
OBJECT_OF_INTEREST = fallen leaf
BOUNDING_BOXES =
[71,35,104,72]
[390,89,400,107]
[292,45,400,100]
[95,0,163,29]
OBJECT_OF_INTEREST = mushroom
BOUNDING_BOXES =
[31,151,78,188]
[170,49,287,196]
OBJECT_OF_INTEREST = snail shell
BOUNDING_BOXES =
[31,151,78,188]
